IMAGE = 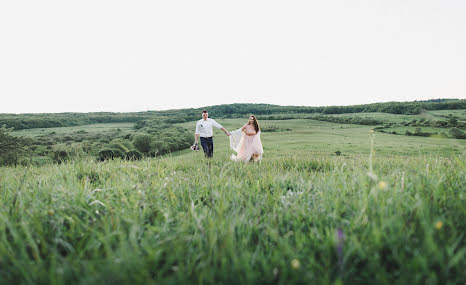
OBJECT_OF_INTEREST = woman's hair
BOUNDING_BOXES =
[249,115,260,133]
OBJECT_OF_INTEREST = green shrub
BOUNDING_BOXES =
[125,150,143,160]
[52,149,70,163]
[51,144,87,163]
[132,134,153,154]
[0,125,29,166]
[261,125,280,132]
[98,148,125,161]
[109,139,133,152]
[448,127,466,139]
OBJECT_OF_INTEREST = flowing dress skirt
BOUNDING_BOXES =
[230,130,263,162]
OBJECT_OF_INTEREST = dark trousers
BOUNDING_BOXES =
[200,137,214,158]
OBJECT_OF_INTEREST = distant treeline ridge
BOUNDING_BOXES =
[1,99,464,130]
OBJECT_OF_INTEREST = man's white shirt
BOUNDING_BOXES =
[195,118,223,138]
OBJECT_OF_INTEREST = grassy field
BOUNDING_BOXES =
[177,118,465,155]
[428,109,466,119]
[1,118,465,284]
[13,123,136,137]
[328,110,466,122]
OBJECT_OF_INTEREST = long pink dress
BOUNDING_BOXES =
[230,129,263,162]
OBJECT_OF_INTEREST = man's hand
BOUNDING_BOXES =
[226,131,231,136]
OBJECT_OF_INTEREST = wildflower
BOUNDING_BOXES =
[48,209,55,216]
[435,221,443,230]
[291,259,300,270]
[377,181,388,190]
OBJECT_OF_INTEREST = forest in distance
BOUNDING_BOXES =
[0,99,465,167]
[1,98,465,130]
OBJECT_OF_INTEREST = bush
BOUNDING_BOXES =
[262,125,280,132]
[448,127,466,139]
[412,127,432,137]
[52,149,70,163]
[0,125,29,166]
[109,139,133,152]
[448,117,458,127]
[51,143,88,163]
[133,134,153,154]
[98,148,125,161]
[125,150,143,160]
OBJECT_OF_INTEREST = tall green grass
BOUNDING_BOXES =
[0,149,464,284]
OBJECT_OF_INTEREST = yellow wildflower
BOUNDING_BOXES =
[435,221,443,230]
[377,181,388,190]
[291,259,300,270]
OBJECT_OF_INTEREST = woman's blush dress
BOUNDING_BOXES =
[230,129,263,162]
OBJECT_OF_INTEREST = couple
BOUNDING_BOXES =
[194,110,263,162]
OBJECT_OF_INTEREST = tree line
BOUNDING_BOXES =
[1,99,464,130]
[0,119,192,166]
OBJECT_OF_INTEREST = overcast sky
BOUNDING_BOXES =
[0,0,465,114]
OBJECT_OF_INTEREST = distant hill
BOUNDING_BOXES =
[1,99,465,130]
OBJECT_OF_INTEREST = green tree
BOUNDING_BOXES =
[125,150,143,160]
[98,148,125,161]
[0,125,28,166]
[132,134,153,154]
[448,116,458,127]
[448,127,466,139]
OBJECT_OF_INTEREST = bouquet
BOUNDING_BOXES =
[190,142,200,151]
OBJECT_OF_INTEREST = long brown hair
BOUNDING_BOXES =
[249,115,260,133]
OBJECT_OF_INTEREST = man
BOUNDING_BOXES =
[194,110,230,158]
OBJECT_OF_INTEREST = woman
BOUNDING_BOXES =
[230,115,264,162]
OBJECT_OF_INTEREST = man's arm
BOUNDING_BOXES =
[212,119,230,136]
[195,133,200,143]
[221,127,231,136]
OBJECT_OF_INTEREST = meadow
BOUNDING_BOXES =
[13,123,136,137]
[328,110,466,124]
[1,117,465,284]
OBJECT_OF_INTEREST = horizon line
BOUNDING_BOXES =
[1,98,463,115]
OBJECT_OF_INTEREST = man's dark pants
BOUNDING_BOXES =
[200,137,214,158]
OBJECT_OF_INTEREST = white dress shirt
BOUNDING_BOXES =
[195,118,223,138]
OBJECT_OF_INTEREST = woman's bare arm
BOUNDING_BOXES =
[243,125,256,136]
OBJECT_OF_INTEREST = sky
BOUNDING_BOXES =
[0,0,465,114]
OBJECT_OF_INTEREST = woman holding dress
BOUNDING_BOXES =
[230,115,264,162]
